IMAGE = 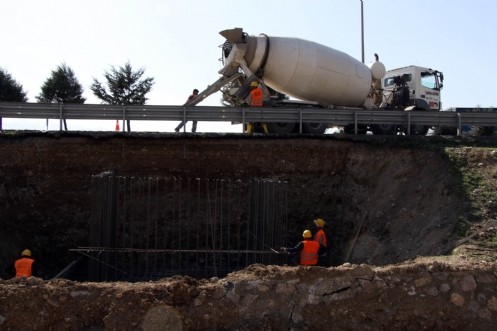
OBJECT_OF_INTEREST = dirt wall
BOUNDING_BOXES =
[1,132,497,330]
[0,132,466,278]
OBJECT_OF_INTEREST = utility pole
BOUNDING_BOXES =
[360,0,365,63]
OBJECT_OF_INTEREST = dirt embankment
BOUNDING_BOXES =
[1,132,497,329]
[1,257,496,330]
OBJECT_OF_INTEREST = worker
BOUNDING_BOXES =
[246,81,268,133]
[314,218,328,266]
[281,230,325,266]
[175,88,199,133]
[314,218,327,247]
[14,249,37,278]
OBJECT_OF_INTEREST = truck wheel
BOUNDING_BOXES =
[371,124,397,135]
[267,122,297,134]
[344,124,368,134]
[302,122,327,134]
[435,126,457,135]
[403,125,429,136]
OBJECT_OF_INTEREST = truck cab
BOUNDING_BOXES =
[382,66,444,111]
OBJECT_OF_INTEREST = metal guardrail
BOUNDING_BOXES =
[1,102,497,135]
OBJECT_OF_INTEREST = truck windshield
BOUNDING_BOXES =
[421,72,437,89]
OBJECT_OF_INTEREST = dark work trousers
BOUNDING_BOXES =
[175,120,197,132]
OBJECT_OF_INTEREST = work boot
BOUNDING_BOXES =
[246,123,253,134]
[262,123,269,133]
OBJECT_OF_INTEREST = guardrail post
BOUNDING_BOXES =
[182,107,186,132]
[407,112,411,136]
[242,108,246,133]
[59,104,63,131]
[299,109,303,134]
[122,106,127,132]
[354,112,358,134]
[457,113,462,136]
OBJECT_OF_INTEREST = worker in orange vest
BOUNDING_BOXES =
[246,81,268,133]
[281,230,325,266]
[314,218,328,266]
[14,249,37,278]
[249,81,263,107]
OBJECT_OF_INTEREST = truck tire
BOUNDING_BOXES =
[408,125,429,136]
[302,122,327,134]
[344,124,367,134]
[402,105,430,135]
[371,124,397,135]
[435,126,457,136]
[267,122,297,134]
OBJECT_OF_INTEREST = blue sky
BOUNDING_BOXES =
[1,0,496,131]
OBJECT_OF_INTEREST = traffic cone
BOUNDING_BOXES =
[115,120,120,131]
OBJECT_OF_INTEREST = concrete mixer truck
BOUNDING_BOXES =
[193,28,444,135]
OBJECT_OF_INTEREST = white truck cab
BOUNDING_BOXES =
[382,66,444,111]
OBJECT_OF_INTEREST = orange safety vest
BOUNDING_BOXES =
[300,240,320,266]
[315,228,327,248]
[15,257,34,277]
[250,87,263,107]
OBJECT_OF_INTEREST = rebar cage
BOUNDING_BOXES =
[79,171,289,281]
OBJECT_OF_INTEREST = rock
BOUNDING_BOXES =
[350,265,374,280]
[141,305,183,331]
[477,293,487,304]
[487,296,497,311]
[414,276,432,287]
[450,293,465,307]
[425,286,439,297]
[70,290,91,298]
[478,308,492,320]
[358,279,375,293]
[468,301,480,314]
[439,283,451,293]
[193,291,206,307]
[328,288,354,301]
[275,282,296,296]
[257,284,270,292]
[476,273,495,284]
[240,294,258,308]
[459,275,477,292]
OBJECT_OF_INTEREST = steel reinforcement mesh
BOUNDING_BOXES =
[79,172,289,281]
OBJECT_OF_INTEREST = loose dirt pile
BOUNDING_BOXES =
[1,257,496,330]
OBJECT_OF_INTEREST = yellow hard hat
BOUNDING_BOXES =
[314,218,325,228]
[250,81,259,87]
[302,230,312,239]
[21,249,32,257]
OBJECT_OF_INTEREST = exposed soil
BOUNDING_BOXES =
[1,131,497,330]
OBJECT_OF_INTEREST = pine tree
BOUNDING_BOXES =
[90,62,154,131]
[0,68,28,102]
[36,63,86,104]
[0,67,28,130]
